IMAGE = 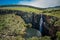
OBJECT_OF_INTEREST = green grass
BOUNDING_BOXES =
[0,7,43,13]
[0,6,60,18]
[0,14,26,35]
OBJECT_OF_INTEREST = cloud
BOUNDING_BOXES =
[18,0,60,8]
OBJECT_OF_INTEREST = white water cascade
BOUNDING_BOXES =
[39,14,44,35]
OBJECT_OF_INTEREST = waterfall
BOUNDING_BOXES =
[39,14,44,34]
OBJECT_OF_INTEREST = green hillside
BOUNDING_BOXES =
[0,5,60,18]
[0,5,43,13]
[0,5,60,40]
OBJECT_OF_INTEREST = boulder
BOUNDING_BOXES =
[24,28,41,38]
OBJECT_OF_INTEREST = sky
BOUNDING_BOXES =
[0,0,60,8]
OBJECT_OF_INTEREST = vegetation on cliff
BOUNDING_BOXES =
[0,5,60,40]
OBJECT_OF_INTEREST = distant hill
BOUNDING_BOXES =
[46,6,60,9]
[0,5,60,18]
[0,5,60,8]
[0,5,45,10]
[53,6,60,8]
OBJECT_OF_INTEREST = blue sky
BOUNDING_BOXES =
[0,0,60,8]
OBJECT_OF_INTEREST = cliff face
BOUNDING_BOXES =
[16,11,58,29]
[16,10,60,37]
[0,9,59,30]
[0,10,59,31]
